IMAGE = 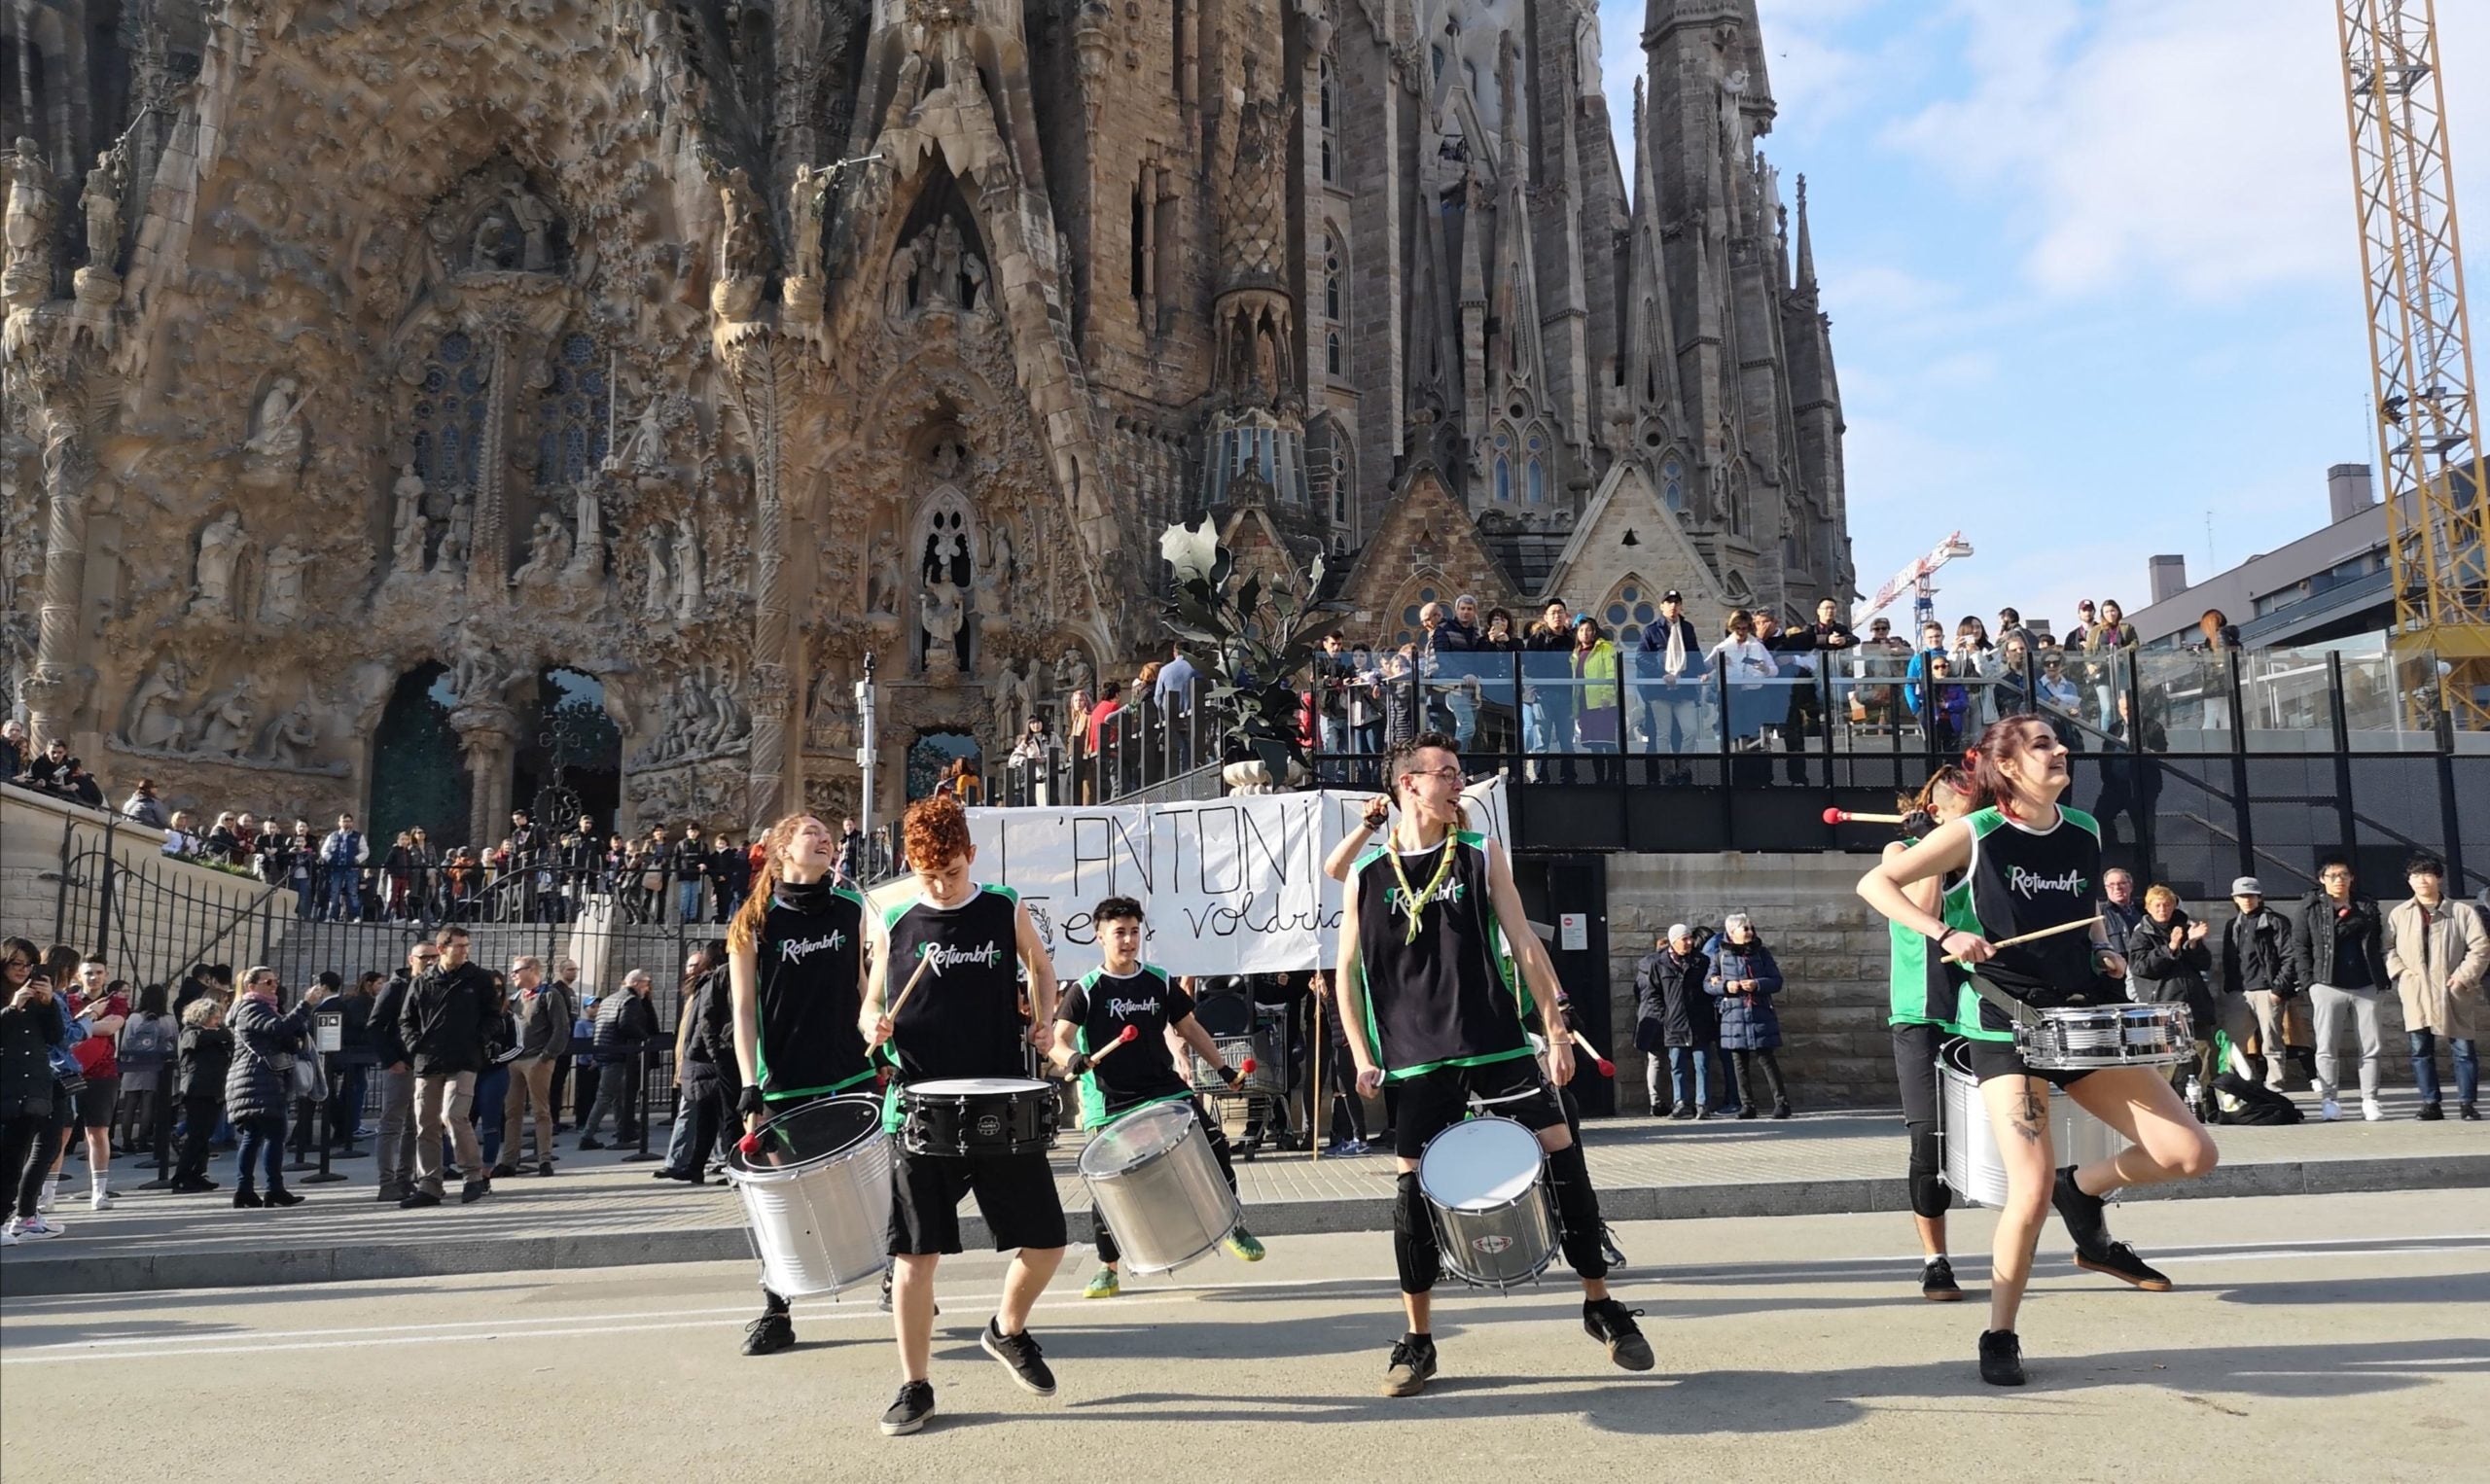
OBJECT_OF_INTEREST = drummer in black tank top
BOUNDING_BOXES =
[726,814,872,1360]
[1334,732,1653,1398]
[859,794,1065,1437]
[1861,716,2220,1389]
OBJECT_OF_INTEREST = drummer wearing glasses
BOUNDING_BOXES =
[1050,896,1263,1299]
[1334,730,1653,1396]
[1859,715,2219,1388]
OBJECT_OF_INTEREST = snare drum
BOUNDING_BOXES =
[900,1077,1061,1157]
[725,1095,894,1298]
[1077,1099,1241,1275]
[2015,1003,2191,1071]
[1937,1042,2130,1209]
[1416,1115,1560,1291]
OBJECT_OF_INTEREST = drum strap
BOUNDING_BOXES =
[1966,973,2041,1029]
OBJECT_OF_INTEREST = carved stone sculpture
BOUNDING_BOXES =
[390,467,429,573]
[190,511,247,618]
[789,162,826,279]
[123,656,188,751]
[988,658,1033,742]
[886,236,920,319]
[194,677,257,756]
[1053,646,1093,699]
[435,501,472,576]
[922,218,965,308]
[244,376,308,465]
[918,578,966,675]
[514,511,570,586]
[447,631,514,709]
[868,548,904,616]
[81,151,124,273]
[259,541,306,624]
[717,165,768,283]
[2,139,54,299]
[565,484,605,590]
[671,514,704,619]
[623,396,669,473]
[261,696,321,767]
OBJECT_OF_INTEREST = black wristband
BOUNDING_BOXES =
[736,1085,765,1117]
[1220,1064,1241,1086]
[1067,1052,1091,1077]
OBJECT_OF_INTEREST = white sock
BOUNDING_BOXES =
[90,1170,108,1193]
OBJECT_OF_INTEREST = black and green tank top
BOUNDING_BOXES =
[1951,805,2110,1042]
[752,879,873,1101]
[1888,840,1976,1028]
[879,883,1027,1112]
[1352,830,1531,1078]
[1059,964,1193,1127]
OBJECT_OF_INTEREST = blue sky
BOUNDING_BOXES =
[1593,0,2490,635]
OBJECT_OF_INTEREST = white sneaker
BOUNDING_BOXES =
[2320,1094,2341,1121]
[13,1216,64,1240]
[2363,1096,2386,1122]
[36,1185,55,1213]
[89,1189,114,1212]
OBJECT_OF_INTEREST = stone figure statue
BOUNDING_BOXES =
[259,542,306,624]
[789,163,827,278]
[3,139,54,277]
[922,218,965,308]
[244,376,308,464]
[190,511,247,618]
[261,696,320,767]
[514,511,570,586]
[390,467,429,573]
[640,524,670,616]
[435,501,472,576]
[886,235,920,319]
[194,677,257,756]
[717,165,767,282]
[918,579,966,671]
[566,484,605,587]
[707,673,746,751]
[81,151,124,271]
[868,548,904,615]
[447,632,512,709]
[988,658,1032,742]
[124,656,188,751]
[962,250,989,315]
[504,186,556,271]
[1053,647,1093,699]
[671,514,704,618]
[624,396,668,472]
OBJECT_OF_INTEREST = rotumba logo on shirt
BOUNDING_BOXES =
[1106,995,1162,1020]
[777,932,847,964]
[917,941,1004,974]
[1388,879,1467,918]
[2008,866,2088,900]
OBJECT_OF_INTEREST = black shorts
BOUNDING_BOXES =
[1964,1036,2092,1089]
[887,1146,1070,1256]
[1391,1054,1566,1161]
[74,1075,120,1128]
[1891,1022,1956,1129]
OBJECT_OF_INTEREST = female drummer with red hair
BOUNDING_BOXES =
[725,812,873,1358]
[1859,716,2219,1387]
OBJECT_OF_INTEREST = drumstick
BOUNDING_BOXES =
[1941,914,2106,966]
[885,948,937,1024]
[1823,807,1907,825]
[1568,1029,1616,1078]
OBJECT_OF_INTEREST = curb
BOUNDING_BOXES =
[6,1151,2482,1298]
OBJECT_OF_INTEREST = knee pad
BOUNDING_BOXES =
[1904,1121,1948,1219]
[1393,1171,1440,1294]
[1544,1142,1609,1281]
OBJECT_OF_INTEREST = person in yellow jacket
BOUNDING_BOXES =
[1569,614,1621,782]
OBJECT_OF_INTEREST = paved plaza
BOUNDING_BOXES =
[4,1190,2483,1482]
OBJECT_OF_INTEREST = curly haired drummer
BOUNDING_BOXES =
[726,813,876,1358]
[1049,896,1264,1298]
[1860,716,2219,1387]
[861,794,1068,1436]
[1334,730,1653,1396]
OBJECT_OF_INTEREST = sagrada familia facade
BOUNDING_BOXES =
[1,0,1850,843]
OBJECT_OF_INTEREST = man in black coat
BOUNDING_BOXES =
[2220,877,2304,1094]
[368,945,427,1201]
[579,970,658,1148]
[2295,855,2394,1122]
[710,830,752,924]
[1635,925,1723,1117]
[397,927,492,1207]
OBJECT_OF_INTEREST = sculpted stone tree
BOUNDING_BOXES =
[1157,516,1340,787]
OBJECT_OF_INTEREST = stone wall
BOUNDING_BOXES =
[1,784,299,988]
[1597,851,2425,1111]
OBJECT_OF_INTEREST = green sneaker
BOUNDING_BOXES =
[1223,1225,1266,1262]
[1082,1265,1121,1298]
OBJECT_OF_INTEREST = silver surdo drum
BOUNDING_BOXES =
[899,1077,1062,1157]
[1076,1098,1241,1275]
[2015,1003,2191,1071]
[1416,1115,1560,1291]
[1938,1041,2131,1209]
[725,1095,893,1298]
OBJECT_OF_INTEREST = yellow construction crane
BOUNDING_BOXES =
[2336,0,2490,729]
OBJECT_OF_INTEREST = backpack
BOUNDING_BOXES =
[2212,1072,2302,1126]
[120,1014,174,1069]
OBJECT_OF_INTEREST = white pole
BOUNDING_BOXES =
[856,651,879,874]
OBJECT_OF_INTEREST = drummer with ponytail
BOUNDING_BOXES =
[726,812,872,1360]
[1860,715,2219,1388]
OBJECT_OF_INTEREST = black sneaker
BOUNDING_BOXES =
[490,1162,520,1179]
[2417,1102,2444,1121]
[1735,1105,1759,1120]
[1583,1298,1654,1371]
[879,1380,936,1436]
[980,1319,1056,1396]
[1921,1255,1963,1301]
[577,1136,606,1149]
[1668,1103,1694,1119]
[2074,1240,2172,1292]
[1380,1334,1438,1396]
[741,1311,795,1356]
[458,1180,490,1205]
[2463,1104,2480,1121]
[398,1189,441,1209]
[1769,1102,1793,1120]
[1978,1328,2025,1387]
[2050,1165,2111,1253]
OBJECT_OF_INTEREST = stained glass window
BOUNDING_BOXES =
[533,333,610,487]
[409,332,488,494]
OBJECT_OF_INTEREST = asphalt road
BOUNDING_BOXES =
[5,1190,2485,1483]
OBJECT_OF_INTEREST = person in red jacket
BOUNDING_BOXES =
[64,961,130,1211]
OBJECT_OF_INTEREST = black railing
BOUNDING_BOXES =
[984,689,1223,809]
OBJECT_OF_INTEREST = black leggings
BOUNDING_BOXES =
[1733,1048,1787,1109]
[1327,1039,1368,1144]
[1096,1100,1237,1265]
[177,1095,219,1182]
[1890,1021,1953,1219]
[3,1111,52,1219]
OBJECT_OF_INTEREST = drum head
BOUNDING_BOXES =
[731,1095,881,1173]
[1078,1100,1193,1176]
[913,1078,1051,1096]
[1419,1117,1544,1211]
[1191,994,1252,1038]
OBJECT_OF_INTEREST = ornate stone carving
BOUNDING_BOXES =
[513,511,571,587]
[194,676,258,756]
[190,511,248,618]
[242,376,309,483]
[918,578,966,678]
[260,541,306,624]
[2,139,55,305]
[122,655,189,751]
[81,150,125,275]
[671,512,704,618]
[389,465,429,574]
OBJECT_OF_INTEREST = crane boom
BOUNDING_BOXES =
[2337,0,2490,728]
[1855,532,1973,628]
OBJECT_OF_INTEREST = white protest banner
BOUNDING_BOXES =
[867,776,1510,979]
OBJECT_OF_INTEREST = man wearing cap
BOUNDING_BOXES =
[1634,590,1703,785]
[2221,876,2303,1094]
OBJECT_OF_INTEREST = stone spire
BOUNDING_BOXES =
[1793,172,1818,298]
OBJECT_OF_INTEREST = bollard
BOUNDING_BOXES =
[137,1089,177,1191]
[620,1043,662,1162]
[285,1096,320,1171]
[302,1097,346,1184]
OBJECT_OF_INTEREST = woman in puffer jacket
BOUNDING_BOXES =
[2126,884,2217,1116]
[223,970,330,1209]
[1707,913,1791,1119]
